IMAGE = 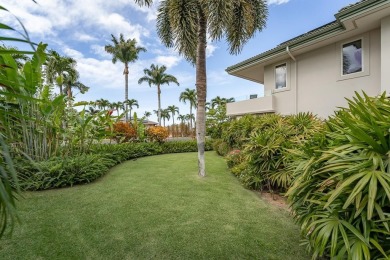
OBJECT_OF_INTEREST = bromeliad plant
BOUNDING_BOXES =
[287,92,390,259]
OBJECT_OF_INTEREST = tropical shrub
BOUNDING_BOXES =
[18,140,214,190]
[17,154,116,190]
[222,115,258,149]
[216,141,230,156]
[146,126,169,143]
[112,122,137,143]
[225,149,244,168]
[222,113,323,192]
[287,92,390,259]
[160,140,213,153]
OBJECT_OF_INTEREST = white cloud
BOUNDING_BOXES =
[0,0,150,43]
[63,47,84,59]
[74,32,98,42]
[155,55,182,69]
[268,0,290,5]
[90,45,112,59]
[206,43,217,58]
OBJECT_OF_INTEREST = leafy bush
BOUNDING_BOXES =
[221,113,323,192]
[222,115,258,149]
[17,154,116,190]
[225,149,243,168]
[18,140,214,190]
[287,92,390,259]
[112,122,137,143]
[146,126,169,143]
[160,139,213,153]
[216,141,230,156]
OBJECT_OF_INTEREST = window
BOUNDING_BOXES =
[342,39,362,75]
[275,63,287,89]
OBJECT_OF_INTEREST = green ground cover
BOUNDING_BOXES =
[0,152,308,259]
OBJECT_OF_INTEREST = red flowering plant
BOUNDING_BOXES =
[225,149,244,168]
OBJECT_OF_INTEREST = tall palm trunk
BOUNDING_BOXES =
[172,114,175,137]
[190,106,193,130]
[124,63,129,122]
[195,8,207,177]
[67,85,72,107]
[157,84,161,126]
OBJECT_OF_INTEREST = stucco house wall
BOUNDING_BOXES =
[262,28,381,118]
[226,1,390,119]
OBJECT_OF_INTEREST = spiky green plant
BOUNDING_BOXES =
[287,92,390,259]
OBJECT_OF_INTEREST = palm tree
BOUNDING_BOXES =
[111,101,124,117]
[185,114,195,128]
[135,0,153,5]
[156,1,268,176]
[63,71,89,106]
[211,96,235,109]
[105,34,146,122]
[167,105,179,126]
[96,98,110,110]
[138,64,179,126]
[179,88,197,130]
[45,50,77,95]
[160,109,171,127]
[144,111,152,119]
[177,114,186,137]
[124,99,139,120]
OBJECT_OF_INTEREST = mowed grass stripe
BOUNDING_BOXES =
[0,152,309,259]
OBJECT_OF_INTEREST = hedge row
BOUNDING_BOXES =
[17,140,213,191]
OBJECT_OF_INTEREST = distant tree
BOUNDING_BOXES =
[134,0,153,6]
[45,50,76,95]
[179,88,197,130]
[160,109,171,127]
[211,96,235,109]
[138,64,179,126]
[63,71,89,106]
[96,98,110,110]
[167,105,179,126]
[185,114,195,129]
[144,111,152,119]
[156,0,268,176]
[111,101,124,117]
[124,99,139,120]
[105,34,146,122]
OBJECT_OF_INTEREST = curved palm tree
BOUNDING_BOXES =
[45,50,77,95]
[111,101,124,117]
[63,71,89,106]
[96,98,110,110]
[179,88,197,130]
[138,64,179,126]
[124,99,139,120]
[160,109,171,127]
[211,96,235,109]
[177,114,186,137]
[134,0,153,6]
[167,105,179,126]
[144,111,152,119]
[157,0,268,176]
[105,34,146,122]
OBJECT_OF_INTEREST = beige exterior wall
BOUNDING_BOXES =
[226,96,274,116]
[381,16,390,93]
[264,60,297,115]
[263,28,381,119]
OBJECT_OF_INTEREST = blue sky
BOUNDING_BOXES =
[1,0,359,122]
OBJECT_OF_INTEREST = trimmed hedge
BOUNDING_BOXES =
[17,140,213,191]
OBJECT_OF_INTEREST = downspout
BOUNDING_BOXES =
[286,46,298,114]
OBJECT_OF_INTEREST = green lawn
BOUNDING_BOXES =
[0,152,309,259]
